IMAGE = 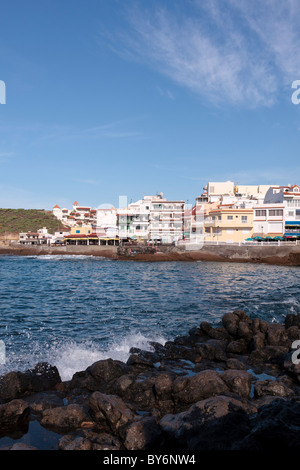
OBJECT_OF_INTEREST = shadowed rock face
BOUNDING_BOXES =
[2,310,300,451]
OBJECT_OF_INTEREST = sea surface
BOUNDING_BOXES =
[0,254,299,381]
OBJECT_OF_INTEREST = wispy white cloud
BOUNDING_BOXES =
[157,87,175,100]
[0,117,144,147]
[101,0,300,108]
[72,177,100,186]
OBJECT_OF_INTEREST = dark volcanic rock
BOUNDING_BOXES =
[0,399,30,437]
[226,339,249,355]
[89,391,136,439]
[253,379,294,398]
[124,416,163,450]
[58,430,121,450]
[235,399,300,450]
[172,370,229,408]
[160,395,252,450]
[285,313,300,329]
[222,310,250,337]
[0,363,61,402]
[220,370,253,398]
[68,358,130,394]
[40,404,92,433]
[3,310,300,450]
[200,321,231,341]
[198,339,228,362]
[24,391,65,415]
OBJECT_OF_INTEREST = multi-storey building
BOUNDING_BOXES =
[264,185,300,239]
[204,206,253,243]
[253,204,285,238]
[116,194,185,243]
[96,207,118,238]
[53,201,97,227]
[149,196,185,243]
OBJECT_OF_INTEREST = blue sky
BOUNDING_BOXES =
[0,0,300,210]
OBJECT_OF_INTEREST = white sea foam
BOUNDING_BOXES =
[0,332,167,382]
[50,332,167,381]
[35,254,96,260]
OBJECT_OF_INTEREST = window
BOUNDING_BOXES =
[255,210,267,217]
[287,200,300,207]
[218,216,221,220]
[227,215,233,220]
[241,216,248,223]
[269,210,283,217]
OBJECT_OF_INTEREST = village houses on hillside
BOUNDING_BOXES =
[18,181,300,246]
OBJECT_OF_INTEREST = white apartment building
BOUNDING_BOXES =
[204,181,235,202]
[116,194,185,243]
[264,184,300,239]
[96,207,118,238]
[149,197,185,243]
[117,195,159,242]
[53,201,97,227]
[117,197,151,241]
[234,184,271,203]
[253,204,285,237]
[19,227,70,245]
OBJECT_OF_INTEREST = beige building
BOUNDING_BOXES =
[204,181,235,202]
[204,207,253,243]
[234,184,271,202]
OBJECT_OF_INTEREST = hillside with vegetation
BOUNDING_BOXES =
[0,209,68,235]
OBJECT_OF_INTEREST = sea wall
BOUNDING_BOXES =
[0,243,299,266]
[118,243,300,266]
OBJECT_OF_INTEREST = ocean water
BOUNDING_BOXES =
[0,254,299,381]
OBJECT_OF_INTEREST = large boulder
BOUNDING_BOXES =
[222,310,251,338]
[24,391,65,415]
[124,416,163,450]
[220,370,253,398]
[58,430,121,451]
[112,373,157,410]
[40,404,92,433]
[0,363,61,402]
[68,359,130,394]
[160,395,252,450]
[172,370,229,408]
[235,399,300,450]
[253,380,294,398]
[89,392,136,440]
[0,399,30,437]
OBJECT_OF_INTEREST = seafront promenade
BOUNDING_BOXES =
[0,242,299,266]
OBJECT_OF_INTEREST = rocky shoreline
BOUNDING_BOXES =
[1,310,300,451]
[0,243,300,266]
